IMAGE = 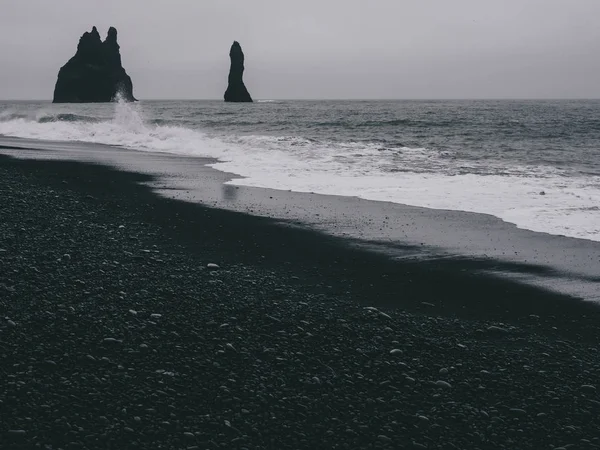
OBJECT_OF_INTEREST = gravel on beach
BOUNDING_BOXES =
[1,155,599,449]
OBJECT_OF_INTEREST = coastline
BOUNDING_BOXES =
[2,149,600,448]
[2,135,600,303]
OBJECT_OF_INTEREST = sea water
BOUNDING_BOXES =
[1,99,599,241]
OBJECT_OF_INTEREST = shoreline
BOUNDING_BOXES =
[1,144,599,327]
[2,151,600,448]
[1,136,600,304]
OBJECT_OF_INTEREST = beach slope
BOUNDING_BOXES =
[1,154,599,449]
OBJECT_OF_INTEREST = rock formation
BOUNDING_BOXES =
[224,41,253,103]
[53,26,136,103]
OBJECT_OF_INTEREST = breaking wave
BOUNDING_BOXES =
[0,99,599,241]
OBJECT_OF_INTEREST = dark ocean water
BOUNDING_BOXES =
[1,99,599,240]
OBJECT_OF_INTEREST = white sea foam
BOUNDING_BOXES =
[0,100,599,241]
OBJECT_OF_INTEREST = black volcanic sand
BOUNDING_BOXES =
[1,154,599,450]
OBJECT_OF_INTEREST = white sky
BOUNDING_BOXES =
[0,0,599,99]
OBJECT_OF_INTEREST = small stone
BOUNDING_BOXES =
[7,320,16,327]
[581,385,596,392]
[8,430,26,437]
[207,263,220,270]
[435,380,452,389]
[439,368,449,375]
[389,349,402,355]
[510,408,527,415]
[487,325,509,334]
[103,338,122,344]
[378,435,392,443]
[183,432,195,439]
[150,314,162,319]
[129,310,138,316]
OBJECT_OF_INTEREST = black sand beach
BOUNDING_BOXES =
[1,152,600,449]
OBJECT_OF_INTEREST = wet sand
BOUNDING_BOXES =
[1,136,600,303]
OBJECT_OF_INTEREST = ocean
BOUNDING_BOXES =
[1,99,599,242]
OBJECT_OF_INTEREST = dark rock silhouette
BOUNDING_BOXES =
[224,41,253,103]
[53,26,136,103]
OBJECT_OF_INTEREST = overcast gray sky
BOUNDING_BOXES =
[1,0,599,100]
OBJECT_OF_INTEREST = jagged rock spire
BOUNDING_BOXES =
[224,41,253,103]
[53,26,135,103]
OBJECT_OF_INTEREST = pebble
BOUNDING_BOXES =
[487,325,510,334]
[581,385,596,392]
[207,263,220,270]
[183,432,195,439]
[7,320,16,327]
[150,314,162,319]
[8,430,26,436]
[378,435,392,443]
[363,306,392,319]
[389,349,402,355]
[439,368,449,375]
[435,380,452,389]
[103,338,122,344]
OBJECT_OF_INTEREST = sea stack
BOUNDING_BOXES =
[53,26,136,103]
[224,41,253,103]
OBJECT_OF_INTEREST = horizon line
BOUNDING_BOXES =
[2,97,600,102]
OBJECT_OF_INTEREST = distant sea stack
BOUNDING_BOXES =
[224,41,253,103]
[53,26,136,103]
